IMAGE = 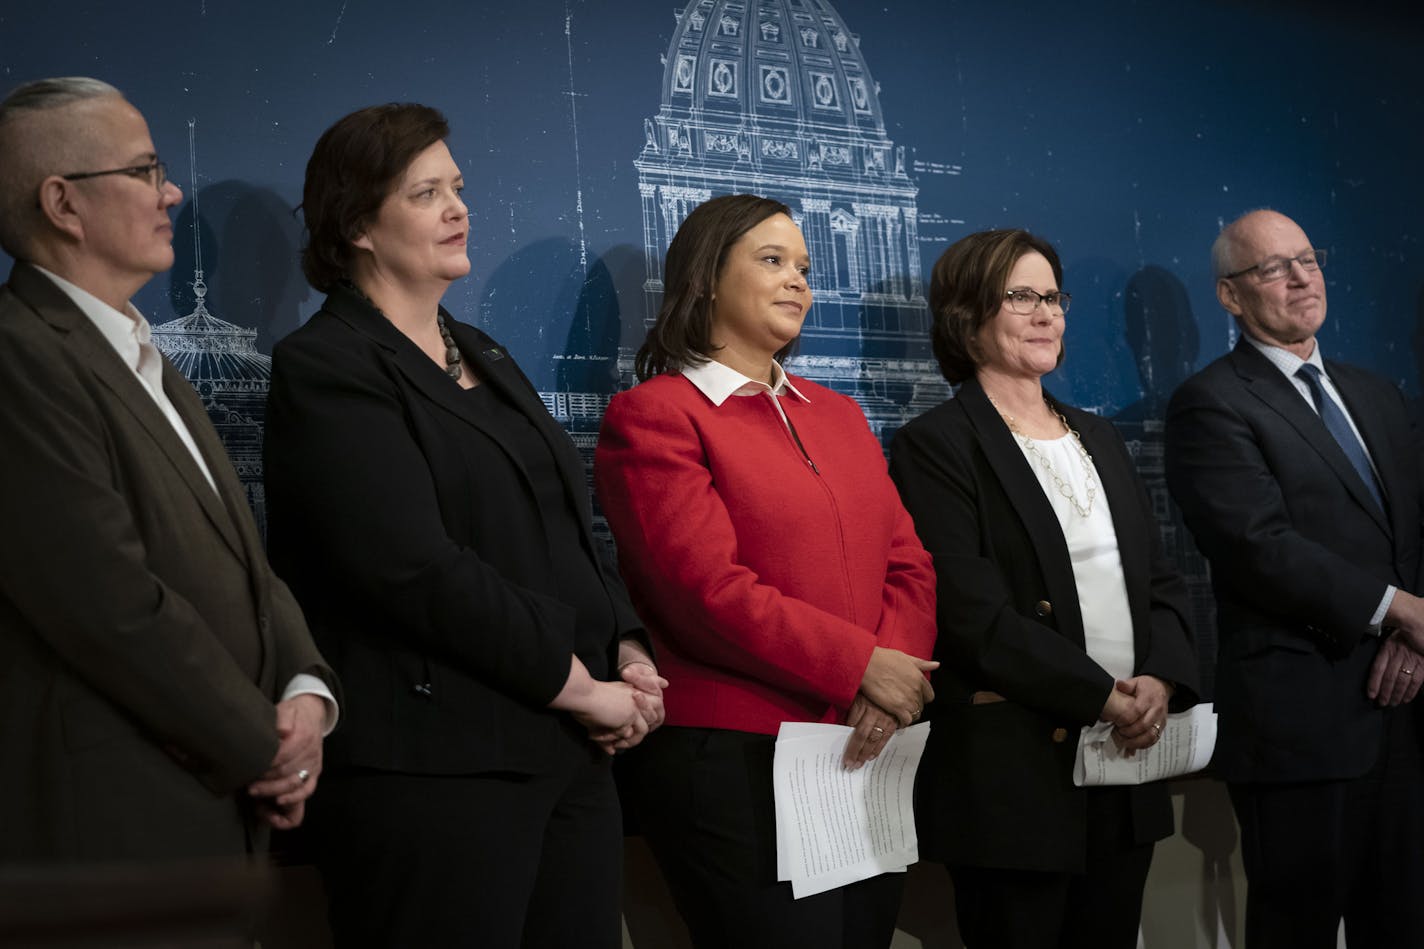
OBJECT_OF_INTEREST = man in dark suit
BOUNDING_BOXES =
[0,77,338,863]
[1166,209,1424,948]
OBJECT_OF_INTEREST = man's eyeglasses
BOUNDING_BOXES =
[1223,250,1326,283]
[1004,288,1071,315]
[61,160,169,194]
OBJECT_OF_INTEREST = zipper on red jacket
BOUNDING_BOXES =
[783,414,820,474]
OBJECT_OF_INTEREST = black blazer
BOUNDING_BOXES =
[1165,339,1423,783]
[890,378,1199,873]
[264,284,643,777]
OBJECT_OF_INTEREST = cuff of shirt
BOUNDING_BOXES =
[281,673,340,736]
[1369,585,1397,635]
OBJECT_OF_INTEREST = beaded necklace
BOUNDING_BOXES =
[346,281,463,381]
[990,396,1097,518]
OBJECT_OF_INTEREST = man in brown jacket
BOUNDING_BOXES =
[0,76,338,862]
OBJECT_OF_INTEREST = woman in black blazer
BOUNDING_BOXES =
[264,103,664,948]
[888,229,1199,949]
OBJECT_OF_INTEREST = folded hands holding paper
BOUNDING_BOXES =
[1075,703,1218,787]
[1099,674,1175,755]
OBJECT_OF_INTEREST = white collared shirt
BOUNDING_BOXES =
[34,265,217,492]
[681,357,810,431]
[1242,333,1393,630]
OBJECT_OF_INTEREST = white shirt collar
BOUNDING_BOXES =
[1242,330,1325,380]
[31,264,151,372]
[681,357,811,406]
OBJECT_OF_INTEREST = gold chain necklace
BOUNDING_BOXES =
[989,396,1098,517]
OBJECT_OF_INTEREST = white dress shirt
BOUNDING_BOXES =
[1013,432,1136,681]
[682,356,811,430]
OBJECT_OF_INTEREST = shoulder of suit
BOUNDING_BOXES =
[444,314,500,350]
[614,372,689,401]
[898,396,965,434]
[1166,352,1242,406]
[1326,357,1396,392]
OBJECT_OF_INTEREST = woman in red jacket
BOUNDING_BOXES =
[595,194,938,948]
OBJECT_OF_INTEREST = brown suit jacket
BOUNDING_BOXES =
[0,262,336,863]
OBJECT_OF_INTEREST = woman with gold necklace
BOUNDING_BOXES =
[889,229,1199,949]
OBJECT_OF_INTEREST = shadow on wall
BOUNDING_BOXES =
[1117,265,1200,422]
[1110,265,1218,701]
[559,245,644,397]
[167,181,309,352]
[478,237,593,390]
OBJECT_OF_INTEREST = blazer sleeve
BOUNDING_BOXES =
[889,417,1114,724]
[0,329,279,792]
[497,346,651,655]
[595,390,887,708]
[264,332,574,707]
[872,499,940,662]
[1164,374,1388,637]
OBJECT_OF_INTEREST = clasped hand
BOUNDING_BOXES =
[843,647,938,770]
[551,652,668,755]
[248,693,327,830]
[1100,675,1172,758]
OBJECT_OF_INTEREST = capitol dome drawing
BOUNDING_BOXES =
[629,0,949,434]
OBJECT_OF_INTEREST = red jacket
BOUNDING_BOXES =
[595,371,937,734]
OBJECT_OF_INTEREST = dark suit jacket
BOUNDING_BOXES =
[890,378,1199,873]
[1165,338,1423,783]
[0,262,334,863]
[264,284,644,777]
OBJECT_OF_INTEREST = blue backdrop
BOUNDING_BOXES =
[5,0,1422,696]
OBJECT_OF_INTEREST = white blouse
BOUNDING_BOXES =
[1013,432,1136,682]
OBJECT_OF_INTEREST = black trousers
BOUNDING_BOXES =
[1229,705,1424,949]
[309,745,622,949]
[625,726,906,949]
[949,787,1154,949]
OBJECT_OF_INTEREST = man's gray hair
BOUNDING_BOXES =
[0,77,124,259]
[1211,207,1274,279]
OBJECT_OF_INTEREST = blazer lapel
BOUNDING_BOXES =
[14,267,248,561]
[958,379,1088,646]
[459,327,594,526]
[1231,341,1390,536]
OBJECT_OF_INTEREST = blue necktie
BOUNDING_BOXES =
[1296,363,1384,511]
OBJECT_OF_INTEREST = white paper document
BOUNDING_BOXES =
[1073,703,1217,787]
[772,721,930,899]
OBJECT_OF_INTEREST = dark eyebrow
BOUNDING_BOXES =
[755,243,810,262]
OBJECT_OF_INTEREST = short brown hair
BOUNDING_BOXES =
[300,103,449,293]
[635,193,794,381]
[929,228,1064,384]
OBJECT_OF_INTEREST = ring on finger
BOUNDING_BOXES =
[869,726,884,742]
[1405,668,1415,676]
[297,769,311,784]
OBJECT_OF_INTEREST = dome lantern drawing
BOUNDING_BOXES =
[150,119,272,530]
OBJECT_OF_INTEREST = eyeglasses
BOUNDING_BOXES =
[1004,288,1071,315]
[61,159,169,193]
[1223,249,1325,283]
